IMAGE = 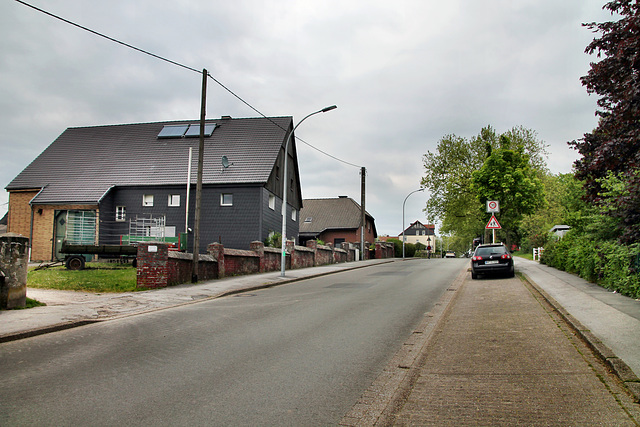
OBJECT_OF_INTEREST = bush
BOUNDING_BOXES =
[542,233,640,299]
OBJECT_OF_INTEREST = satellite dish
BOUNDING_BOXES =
[221,156,230,168]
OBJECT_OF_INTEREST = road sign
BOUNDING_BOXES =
[486,214,501,229]
[486,200,499,213]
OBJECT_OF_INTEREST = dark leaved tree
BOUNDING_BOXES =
[570,0,640,243]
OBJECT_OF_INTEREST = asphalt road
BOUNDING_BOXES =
[0,258,467,426]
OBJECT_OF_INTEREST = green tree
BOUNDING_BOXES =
[421,126,548,246]
[471,138,546,247]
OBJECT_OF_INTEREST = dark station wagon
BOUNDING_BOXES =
[470,243,514,279]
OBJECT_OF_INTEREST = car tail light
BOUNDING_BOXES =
[501,253,512,260]
[472,256,482,261]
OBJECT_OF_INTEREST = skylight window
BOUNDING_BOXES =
[157,125,188,138]
[184,123,216,137]
[157,123,216,139]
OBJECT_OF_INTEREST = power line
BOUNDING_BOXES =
[14,0,362,169]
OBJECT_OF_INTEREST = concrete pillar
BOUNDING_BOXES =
[0,233,29,309]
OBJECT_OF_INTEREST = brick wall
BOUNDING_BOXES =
[136,240,393,288]
[7,190,39,239]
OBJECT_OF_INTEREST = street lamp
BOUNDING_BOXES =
[402,188,424,259]
[281,105,337,277]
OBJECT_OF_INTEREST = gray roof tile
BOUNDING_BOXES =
[6,117,292,204]
[299,197,374,234]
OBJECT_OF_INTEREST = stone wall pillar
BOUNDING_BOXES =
[136,242,169,289]
[0,233,29,309]
[249,241,265,272]
[208,243,225,278]
[285,240,295,269]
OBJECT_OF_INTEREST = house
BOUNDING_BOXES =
[5,116,303,261]
[401,220,436,251]
[298,196,376,247]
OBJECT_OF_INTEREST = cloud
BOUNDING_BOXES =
[0,0,612,235]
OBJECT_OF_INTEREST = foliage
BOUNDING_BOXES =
[541,232,640,299]
[27,263,137,293]
[421,126,548,248]
[471,137,546,248]
[264,232,282,248]
[386,238,403,257]
[570,0,640,243]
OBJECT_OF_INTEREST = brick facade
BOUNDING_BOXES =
[6,190,39,238]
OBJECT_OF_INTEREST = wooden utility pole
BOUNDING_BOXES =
[192,68,207,282]
[360,167,366,260]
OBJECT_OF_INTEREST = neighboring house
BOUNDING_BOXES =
[401,220,436,251]
[298,196,376,247]
[5,116,303,261]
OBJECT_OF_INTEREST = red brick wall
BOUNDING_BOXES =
[136,243,169,289]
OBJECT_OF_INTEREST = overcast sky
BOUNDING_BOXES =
[1,0,612,236]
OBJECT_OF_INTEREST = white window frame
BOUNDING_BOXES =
[220,193,233,206]
[291,208,297,222]
[168,194,180,207]
[143,194,154,207]
[268,194,276,210]
[115,206,126,222]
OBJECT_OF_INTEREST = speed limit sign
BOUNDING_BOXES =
[486,200,499,213]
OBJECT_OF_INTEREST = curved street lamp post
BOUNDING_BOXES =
[402,188,425,259]
[281,105,337,277]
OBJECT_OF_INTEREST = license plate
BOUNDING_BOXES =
[485,260,499,265]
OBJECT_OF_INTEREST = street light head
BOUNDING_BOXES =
[321,105,338,113]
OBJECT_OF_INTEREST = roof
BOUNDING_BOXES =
[6,116,292,204]
[299,197,376,236]
[402,220,435,235]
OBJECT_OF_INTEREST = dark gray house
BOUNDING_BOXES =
[5,116,303,260]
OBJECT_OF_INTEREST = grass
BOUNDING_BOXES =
[512,250,534,260]
[28,262,138,293]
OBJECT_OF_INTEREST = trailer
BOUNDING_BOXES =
[60,241,137,270]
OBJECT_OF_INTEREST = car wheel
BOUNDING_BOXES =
[508,268,515,278]
[471,271,478,280]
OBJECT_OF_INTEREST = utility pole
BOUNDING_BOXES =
[360,167,366,260]
[192,68,207,283]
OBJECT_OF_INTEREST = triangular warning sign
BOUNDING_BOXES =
[486,214,501,229]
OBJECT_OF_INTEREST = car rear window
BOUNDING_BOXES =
[476,246,506,256]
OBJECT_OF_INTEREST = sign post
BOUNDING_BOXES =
[485,214,501,244]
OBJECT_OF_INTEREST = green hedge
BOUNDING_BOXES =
[541,232,640,298]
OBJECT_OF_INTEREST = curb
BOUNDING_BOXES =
[340,265,468,426]
[521,272,640,403]
[0,259,395,344]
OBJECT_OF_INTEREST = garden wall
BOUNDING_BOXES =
[137,240,395,289]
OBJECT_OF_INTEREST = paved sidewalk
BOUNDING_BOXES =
[0,258,392,342]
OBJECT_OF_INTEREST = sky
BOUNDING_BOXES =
[0,0,613,236]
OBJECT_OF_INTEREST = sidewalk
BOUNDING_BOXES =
[342,258,640,426]
[0,258,392,342]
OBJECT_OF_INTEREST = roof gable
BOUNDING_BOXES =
[299,197,374,234]
[6,117,292,204]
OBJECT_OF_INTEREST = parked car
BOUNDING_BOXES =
[470,243,514,279]
[445,251,456,258]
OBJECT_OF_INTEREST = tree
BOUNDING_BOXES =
[570,0,640,243]
[471,138,546,247]
[421,126,548,246]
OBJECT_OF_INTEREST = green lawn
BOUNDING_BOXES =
[28,263,137,293]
